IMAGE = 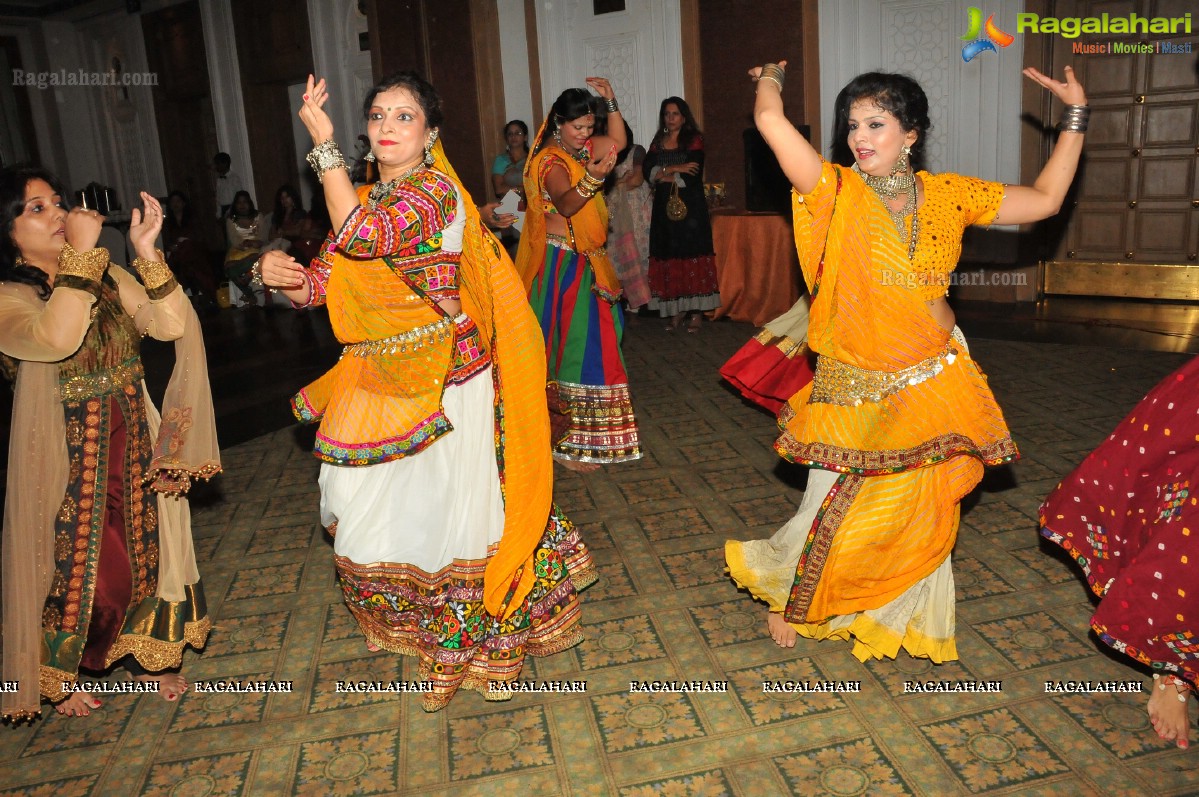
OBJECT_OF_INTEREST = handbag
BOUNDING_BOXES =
[546,380,572,446]
[666,182,688,221]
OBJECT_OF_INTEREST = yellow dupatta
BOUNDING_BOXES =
[514,136,622,301]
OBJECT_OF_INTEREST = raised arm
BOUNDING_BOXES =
[586,77,626,152]
[989,66,1087,225]
[119,191,187,340]
[752,61,823,195]
[300,75,358,232]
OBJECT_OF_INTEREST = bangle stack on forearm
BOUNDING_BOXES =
[758,63,785,92]
[575,172,604,200]
[1057,104,1089,133]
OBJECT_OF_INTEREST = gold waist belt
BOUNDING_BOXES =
[810,345,957,407]
[342,314,462,358]
[59,357,144,401]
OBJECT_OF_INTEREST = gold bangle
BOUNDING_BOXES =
[57,242,108,282]
[132,249,173,290]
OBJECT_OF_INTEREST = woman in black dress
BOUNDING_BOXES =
[643,97,720,332]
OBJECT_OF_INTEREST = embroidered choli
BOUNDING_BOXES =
[292,170,491,466]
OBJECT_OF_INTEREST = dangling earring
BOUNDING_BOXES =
[363,151,376,163]
[891,144,911,176]
[552,127,564,148]
[13,255,26,268]
[423,129,438,167]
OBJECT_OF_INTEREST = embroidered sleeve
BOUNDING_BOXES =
[949,173,1005,227]
[296,232,336,308]
[333,174,458,259]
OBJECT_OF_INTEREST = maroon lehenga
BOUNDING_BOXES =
[1040,355,1199,686]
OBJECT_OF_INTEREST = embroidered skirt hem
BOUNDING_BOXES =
[553,380,642,464]
[334,508,594,712]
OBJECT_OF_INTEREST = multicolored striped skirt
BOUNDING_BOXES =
[529,237,641,464]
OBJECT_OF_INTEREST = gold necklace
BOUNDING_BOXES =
[854,164,919,260]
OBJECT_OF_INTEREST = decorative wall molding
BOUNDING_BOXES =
[535,0,684,150]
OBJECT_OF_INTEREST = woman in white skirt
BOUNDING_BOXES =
[260,71,595,712]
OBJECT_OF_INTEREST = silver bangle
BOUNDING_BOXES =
[759,63,786,91]
[604,96,619,114]
[758,75,783,92]
[250,259,264,287]
[1057,104,1090,134]
[306,139,347,183]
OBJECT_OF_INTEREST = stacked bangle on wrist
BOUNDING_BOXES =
[603,96,619,114]
[575,171,604,199]
[306,139,347,182]
[758,63,785,92]
[1057,104,1090,133]
[250,259,264,287]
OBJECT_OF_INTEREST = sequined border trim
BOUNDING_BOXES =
[341,314,457,358]
[782,473,864,623]
[811,345,957,406]
[552,380,642,464]
[774,408,1020,474]
[312,412,452,466]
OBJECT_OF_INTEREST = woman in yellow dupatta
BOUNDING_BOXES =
[514,83,642,470]
[259,71,595,712]
[726,64,1088,662]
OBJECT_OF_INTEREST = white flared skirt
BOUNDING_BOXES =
[318,366,505,572]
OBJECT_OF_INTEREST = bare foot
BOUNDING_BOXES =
[55,690,101,717]
[767,612,798,648]
[559,459,601,473]
[1148,674,1192,749]
[133,672,189,702]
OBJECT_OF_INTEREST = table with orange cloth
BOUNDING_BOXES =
[710,209,801,326]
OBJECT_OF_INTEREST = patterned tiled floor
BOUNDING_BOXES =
[2,316,1197,796]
